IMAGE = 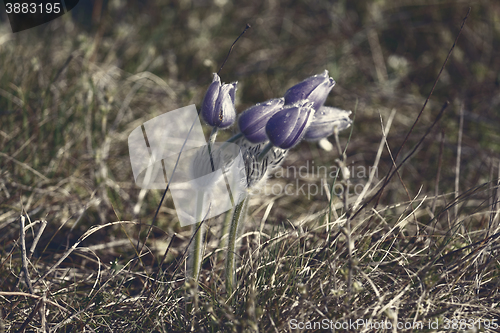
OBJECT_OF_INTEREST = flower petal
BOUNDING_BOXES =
[238,98,285,143]
[266,100,314,149]
[284,70,335,110]
[304,106,352,141]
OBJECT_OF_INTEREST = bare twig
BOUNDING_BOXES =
[28,219,47,261]
[217,24,251,75]
[454,103,464,222]
[333,127,354,298]
[0,152,49,181]
[41,292,47,333]
[431,130,445,217]
[490,160,500,235]
[352,109,396,212]
[16,296,43,333]
[367,28,388,84]
[19,216,34,294]
[382,118,415,220]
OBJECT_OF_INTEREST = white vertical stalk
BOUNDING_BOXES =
[218,207,234,262]
[185,191,205,317]
[189,125,219,281]
[454,103,463,224]
[207,127,219,172]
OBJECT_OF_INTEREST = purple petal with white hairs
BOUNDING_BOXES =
[213,82,237,128]
[284,70,335,111]
[235,137,288,188]
[265,100,315,149]
[201,73,237,128]
[201,74,221,125]
[238,98,285,143]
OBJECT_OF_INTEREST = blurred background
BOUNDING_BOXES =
[1,0,500,283]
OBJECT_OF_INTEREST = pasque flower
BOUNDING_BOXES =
[201,73,237,128]
[238,98,284,143]
[265,100,315,149]
[284,70,335,111]
[304,106,352,141]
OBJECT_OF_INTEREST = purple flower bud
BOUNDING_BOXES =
[201,73,237,128]
[304,106,352,141]
[265,100,315,149]
[284,70,335,111]
[238,98,285,143]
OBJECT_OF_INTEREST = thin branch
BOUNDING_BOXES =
[431,130,445,217]
[16,296,43,333]
[455,103,464,221]
[28,219,47,261]
[19,215,34,294]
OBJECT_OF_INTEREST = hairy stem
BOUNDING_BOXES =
[257,142,273,162]
[218,207,234,262]
[225,194,249,301]
[189,191,206,285]
[186,191,206,317]
[207,127,219,172]
[226,132,243,143]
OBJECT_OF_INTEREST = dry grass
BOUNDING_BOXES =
[1,0,500,332]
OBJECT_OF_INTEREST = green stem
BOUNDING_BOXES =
[226,132,243,143]
[185,191,206,316]
[257,142,274,162]
[208,126,219,146]
[218,207,234,262]
[225,194,249,301]
[189,191,206,286]
[207,127,219,172]
[219,132,243,153]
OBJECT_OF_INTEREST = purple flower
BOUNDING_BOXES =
[265,100,315,149]
[304,106,352,141]
[201,73,237,128]
[284,70,335,111]
[238,98,285,143]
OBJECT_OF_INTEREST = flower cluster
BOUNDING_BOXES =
[194,70,353,298]
[199,70,352,188]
